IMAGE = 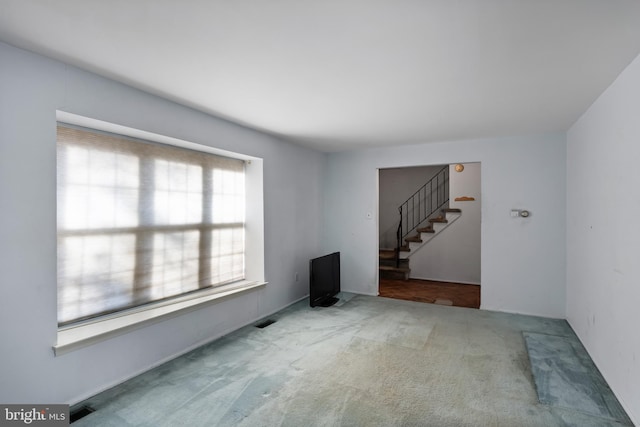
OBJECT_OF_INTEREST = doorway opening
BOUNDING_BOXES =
[377,163,481,308]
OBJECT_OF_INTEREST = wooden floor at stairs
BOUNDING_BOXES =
[379,278,480,309]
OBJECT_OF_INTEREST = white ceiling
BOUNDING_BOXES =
[1,1,640,152]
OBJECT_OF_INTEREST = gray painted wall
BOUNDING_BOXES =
[0,42,326,405]
[323,134,566,318]
[409,163,481,284]
[567,51,640,424]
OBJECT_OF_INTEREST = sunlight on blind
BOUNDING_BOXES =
[151,231,200,299]
[59,234,137,322]
[63,146,139,229]
[154,160,203,225]
[57,125,245,325]
[211,227,245,284]
[212,169,245,224]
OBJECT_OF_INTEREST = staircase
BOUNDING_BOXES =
[398,208,462,259]
[379,165,464,281]
[379,249,410,280]
[379,208,462,280]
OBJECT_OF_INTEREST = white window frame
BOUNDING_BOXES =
[54,111,266,356]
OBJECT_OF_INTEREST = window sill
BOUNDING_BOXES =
[53,281,266,356]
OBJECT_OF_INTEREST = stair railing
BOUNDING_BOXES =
[396,165,449,267]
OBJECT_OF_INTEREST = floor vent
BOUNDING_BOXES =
[70,405,95,423]
[255,319,276,329]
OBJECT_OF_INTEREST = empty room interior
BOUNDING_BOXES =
[1,1,639,426]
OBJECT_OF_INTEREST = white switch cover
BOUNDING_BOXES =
[511,209,520,217]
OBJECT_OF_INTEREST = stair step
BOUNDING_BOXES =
[378,250,397,260]
[389,208,461,265]
[416,226,434,233]
[379,258,409,268]
[429,217,448,224]
[379,265,410,272]
[379,265,411,280]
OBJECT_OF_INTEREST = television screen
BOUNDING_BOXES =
[309,252,340,307]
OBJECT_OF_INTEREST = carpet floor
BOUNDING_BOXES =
[72,294,631,426]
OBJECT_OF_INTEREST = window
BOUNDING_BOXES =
[57,124,246,325]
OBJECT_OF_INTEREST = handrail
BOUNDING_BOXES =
[396,165,449,267]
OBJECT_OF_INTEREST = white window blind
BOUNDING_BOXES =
[57,125,245,325]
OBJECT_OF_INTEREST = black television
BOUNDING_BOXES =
[309,252,340,307]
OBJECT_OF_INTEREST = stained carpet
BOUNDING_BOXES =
[524,332,632,425]
[72,294,631,426]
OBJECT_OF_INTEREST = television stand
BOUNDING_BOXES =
[318,296,339,307]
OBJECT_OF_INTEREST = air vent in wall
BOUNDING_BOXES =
[70,405,95,423]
